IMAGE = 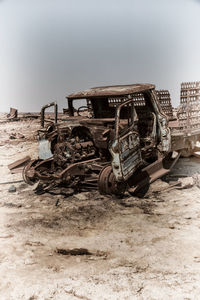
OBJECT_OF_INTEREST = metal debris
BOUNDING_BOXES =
[7,107,18,120]
[156,90,174,120]
[178,81,200,133]
[8,156,31,174]
[23,82,200,197]
[56,248,107,257]
[41,102,57,128]
[56,248,92,256]
[171,81,200,157]
[0,180,24,185]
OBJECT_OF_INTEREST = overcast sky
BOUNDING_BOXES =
[0,0,200,112]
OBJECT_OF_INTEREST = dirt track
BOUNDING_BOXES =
[1,115,200,299]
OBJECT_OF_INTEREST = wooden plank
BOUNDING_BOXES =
[8,156,31,170]
[10,167,24,174]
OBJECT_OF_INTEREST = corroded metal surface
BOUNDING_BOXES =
[170,81,200,156]
[178,81,200,132]
[98,165,126,195]
[24,83,194,196]
[41,102,58,128]
[7,107,18,119]
[156,90,174,120]
[68,84,155,99]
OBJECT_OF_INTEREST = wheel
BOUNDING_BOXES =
[98,165,126,196]
[22,160,39,185]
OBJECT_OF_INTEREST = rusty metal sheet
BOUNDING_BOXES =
[38,139,53,160]
[7,107,18,119]
[67,84,155,99]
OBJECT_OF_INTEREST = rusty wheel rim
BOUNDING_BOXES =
[22,160,38,185]
[98,165,126,196]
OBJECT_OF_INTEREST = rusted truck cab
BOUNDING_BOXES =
[24,84,174,196]
[68,84,171,178]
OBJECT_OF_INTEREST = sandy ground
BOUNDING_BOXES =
[1,115,200,300]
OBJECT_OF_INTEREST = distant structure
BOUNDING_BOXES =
[156,90,174,120]
[7,107,18,120]
[178,81,200,132]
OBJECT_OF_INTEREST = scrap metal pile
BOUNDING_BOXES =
[22,82,200,196]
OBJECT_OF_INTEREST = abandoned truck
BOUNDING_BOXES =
[23,84,187,196]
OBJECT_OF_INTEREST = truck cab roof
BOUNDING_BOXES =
[67,84,155,99]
